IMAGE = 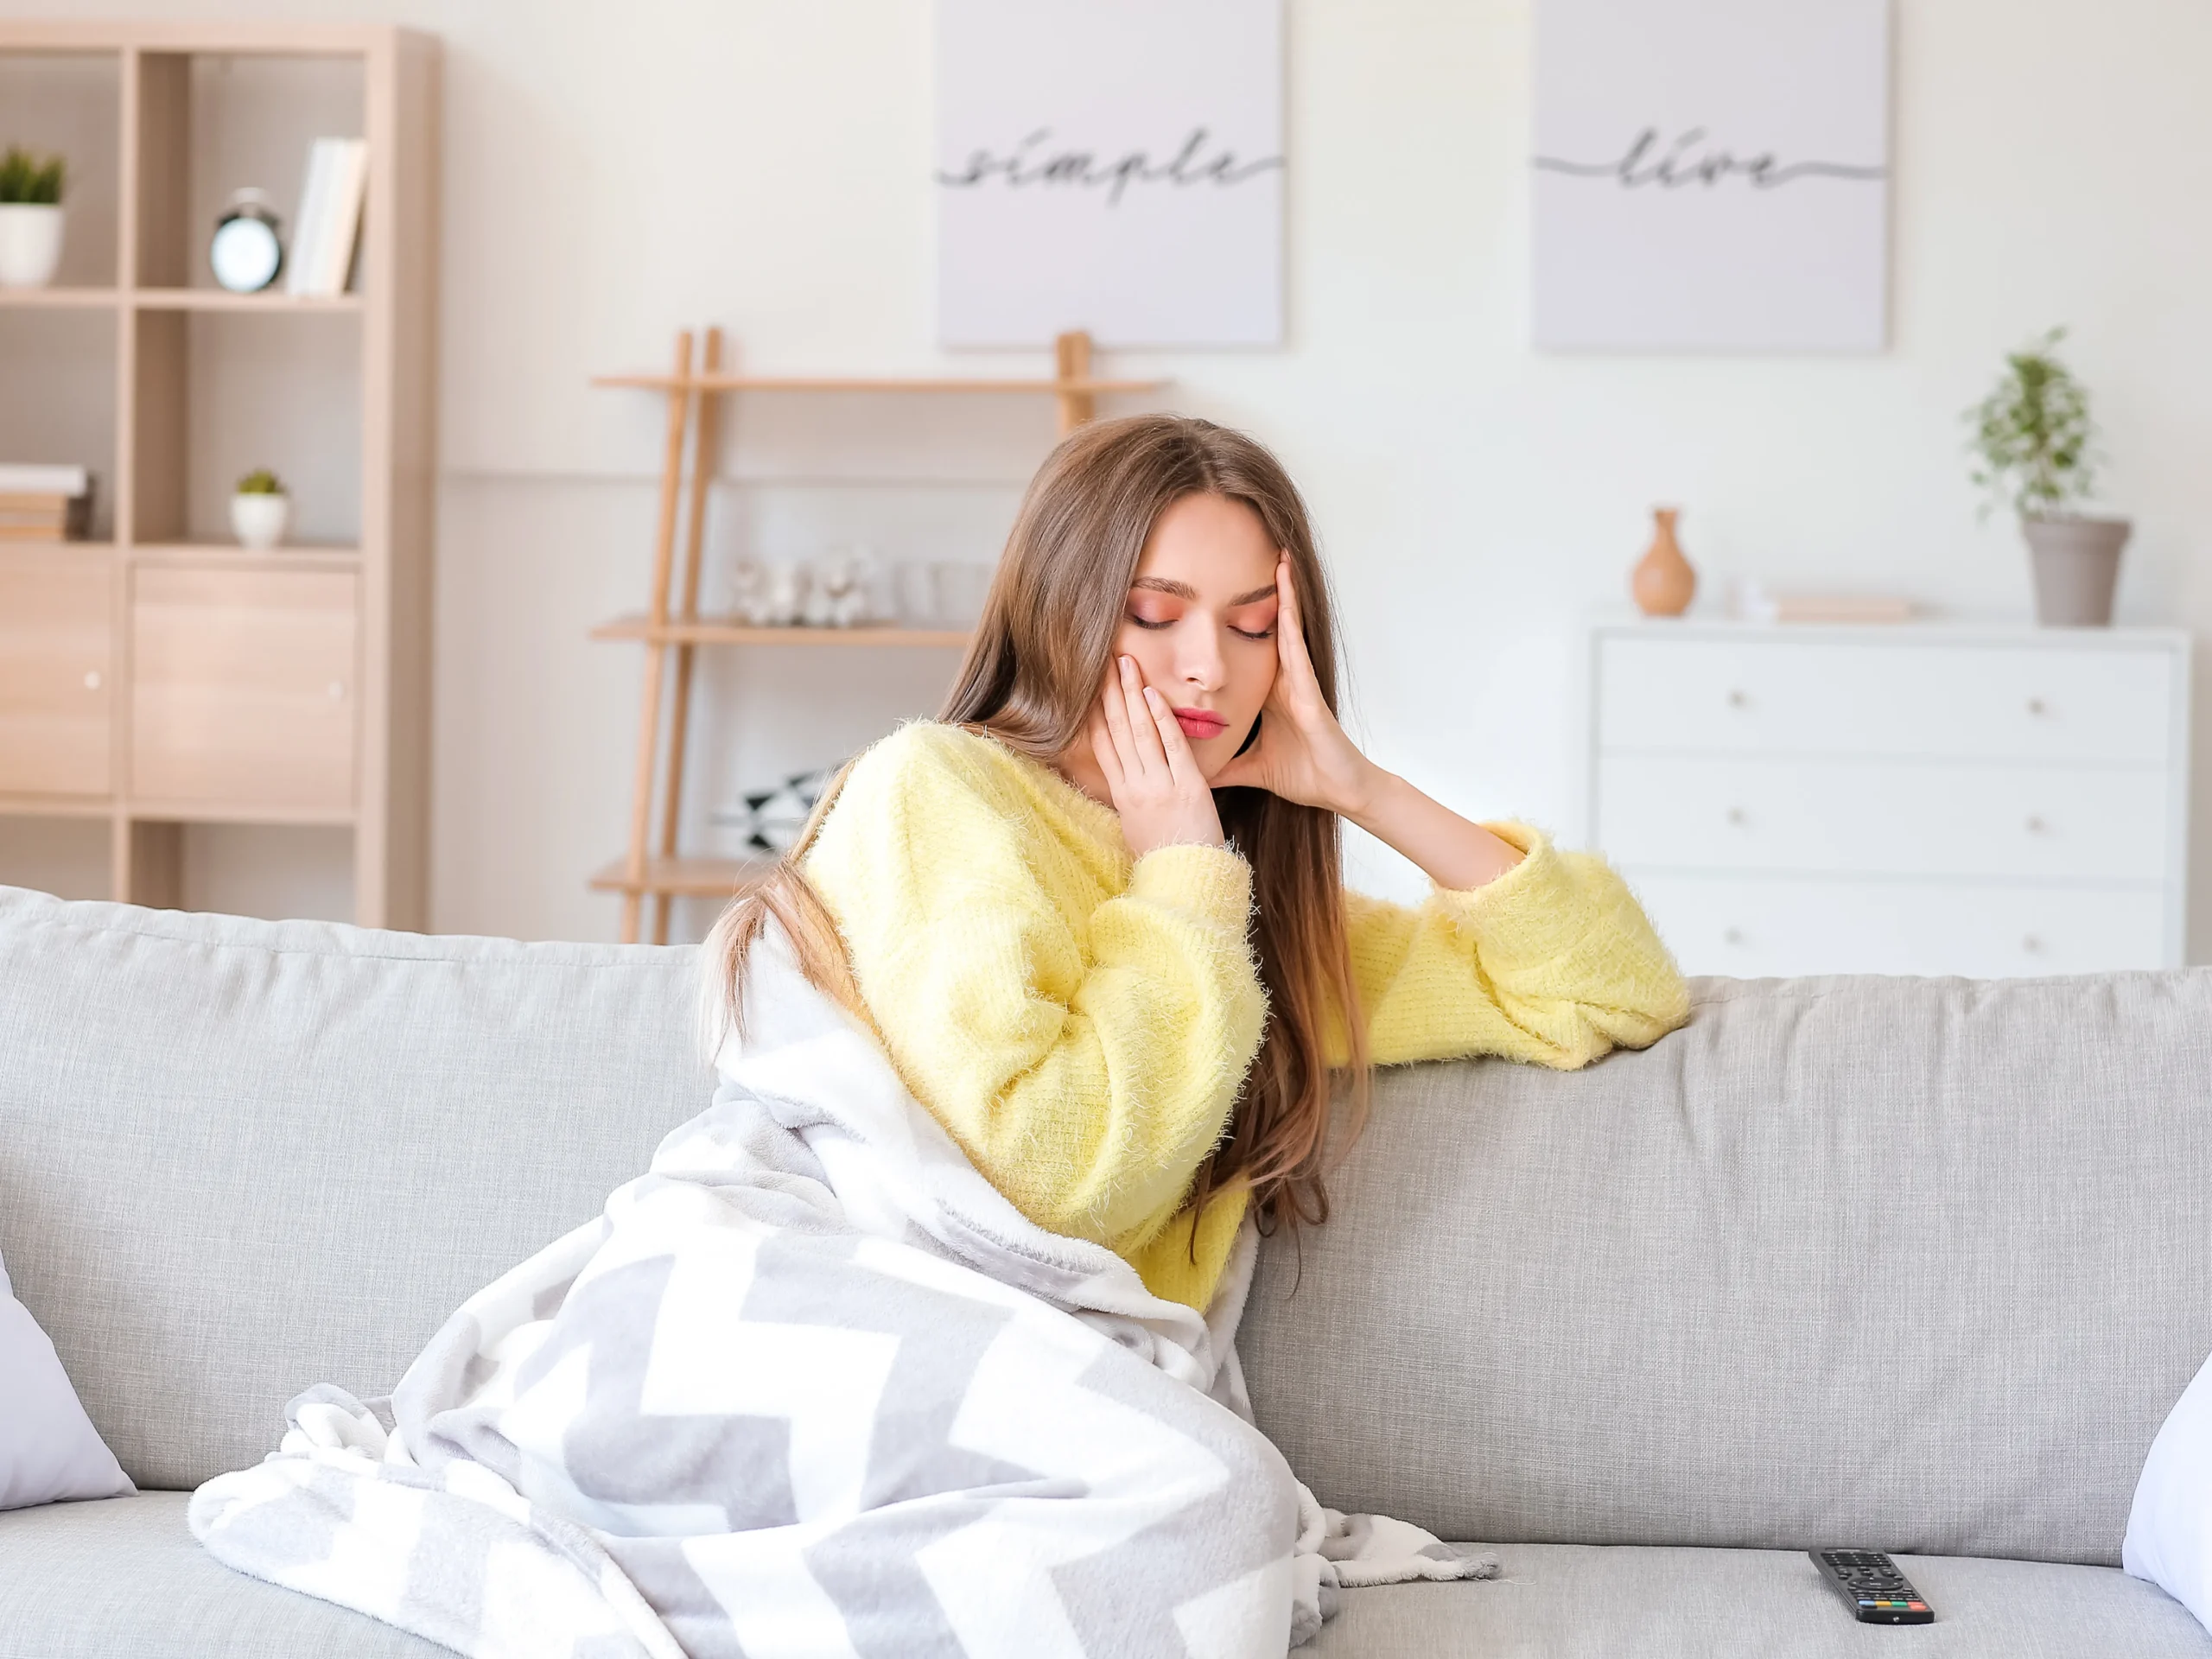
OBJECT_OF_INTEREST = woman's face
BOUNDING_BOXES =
[1111,492,1283,781]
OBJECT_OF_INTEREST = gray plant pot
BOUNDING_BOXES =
[2021,515,2130,627]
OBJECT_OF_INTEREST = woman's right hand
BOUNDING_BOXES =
[1089,654,1225,857]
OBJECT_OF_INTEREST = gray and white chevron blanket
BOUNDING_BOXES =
[190,924,1494,1657]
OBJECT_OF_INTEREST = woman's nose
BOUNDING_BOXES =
[1178,629,1226,690]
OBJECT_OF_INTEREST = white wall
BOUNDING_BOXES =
[14,0,2211,946]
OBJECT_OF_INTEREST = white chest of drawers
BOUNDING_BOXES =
[1584,622,2192,977]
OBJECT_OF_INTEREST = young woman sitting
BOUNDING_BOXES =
[191,415,1694,1656]
[709,413,1688,1312]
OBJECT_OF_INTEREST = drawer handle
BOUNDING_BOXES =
[1726,689,1751,709]
[2023,934,2044,955]
[2026,697,2049,717]
[83,670,101,691]
[1726,806,1748,827]
[1723,927,1745,946]
[2024,815,2047,835]
[327,680,348,702]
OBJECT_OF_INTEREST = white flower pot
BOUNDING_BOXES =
[0,204,64,289]
[231,492,292,550]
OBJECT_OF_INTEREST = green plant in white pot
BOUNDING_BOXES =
[0,146,67,289]
[232,467,291,550]
[1967,327,2129,626]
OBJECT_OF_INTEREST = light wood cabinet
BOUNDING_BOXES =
[130,567,357,817]
[0,23,437,926]
[0,551,112,799]
[1586,622,2192,977]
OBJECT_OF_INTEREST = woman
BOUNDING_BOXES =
[709,414,1687,1314]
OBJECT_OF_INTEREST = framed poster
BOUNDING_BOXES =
[935,0,1284,349]
[1533,0,1891,352]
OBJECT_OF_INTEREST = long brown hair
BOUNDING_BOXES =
[705,414,1370,1237]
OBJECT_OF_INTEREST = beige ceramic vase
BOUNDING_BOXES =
[1632,507,1696,617]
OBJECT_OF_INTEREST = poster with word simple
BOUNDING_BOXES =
[936,0,1283,348]
[1534,0,1891,352]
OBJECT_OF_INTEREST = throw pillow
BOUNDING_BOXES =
[2126,1345,2212,1634]
[0,1244,133,1510]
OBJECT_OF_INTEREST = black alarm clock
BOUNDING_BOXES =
[210,188,283,293]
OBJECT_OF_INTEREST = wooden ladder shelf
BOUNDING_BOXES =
[588,326,1162,944]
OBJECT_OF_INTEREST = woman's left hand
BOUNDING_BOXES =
[1211,556,1387,817]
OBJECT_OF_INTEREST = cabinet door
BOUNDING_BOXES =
[1625,871,2171,977]
[1595,755,2171,882]
[130,567,358,817]
[0,551,112,797]
[1597,636,2177,765]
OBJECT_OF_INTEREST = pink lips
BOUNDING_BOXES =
[1173,708,1228,741]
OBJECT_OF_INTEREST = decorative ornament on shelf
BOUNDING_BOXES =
[231,467,292,550]
[813,554,872,628]
[0,146,66,289]
[728,558,770,626]
[764,561,810,626]
[1630,506,1696,617]
[1967,326,2128,627]
[210,188,284,294]
[711,765,845,856]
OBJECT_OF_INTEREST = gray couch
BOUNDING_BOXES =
[0,883,2207,1657]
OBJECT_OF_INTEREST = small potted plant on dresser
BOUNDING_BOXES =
[1967,327,2128,626]
[231,468,291,550]
[0,146,66,289]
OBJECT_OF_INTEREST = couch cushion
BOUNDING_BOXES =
[0,1492,444,1658]
[1307,1541,2212,1657]
[0,888,708,1491]
[1243,973,2212,1566]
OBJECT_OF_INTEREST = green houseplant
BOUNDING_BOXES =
[1966,327,2130,626]
[0,146,67,289]
[231,467,291,551]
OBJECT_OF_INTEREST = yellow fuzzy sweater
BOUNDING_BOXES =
[804,721,1688,1310]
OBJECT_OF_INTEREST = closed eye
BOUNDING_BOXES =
[1231,626,1274,641]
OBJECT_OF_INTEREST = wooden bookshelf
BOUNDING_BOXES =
[133,286,365,313]
[0,286,122,308]
[0,22,437,928]
[593,326,1160,941]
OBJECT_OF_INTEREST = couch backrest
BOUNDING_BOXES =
[0,888,708,1491]
[5,891,2209,1567]
[1238,972,2212,1567]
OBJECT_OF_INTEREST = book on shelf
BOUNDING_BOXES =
[0,464,90,496]
[286,137,369,299]
[0,466,92,541]
[1734,585,1915,625]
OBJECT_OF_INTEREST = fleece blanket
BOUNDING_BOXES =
[191,924,1494,1657]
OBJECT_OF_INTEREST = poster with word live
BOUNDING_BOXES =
[936,0,1283,349]
[1534,0,1891,352]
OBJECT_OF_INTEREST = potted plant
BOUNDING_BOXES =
[231,468,292,550]
[1966,327,2129,626]
[0,146,66,289]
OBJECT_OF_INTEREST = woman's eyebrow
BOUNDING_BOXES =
[1128,577,1281,606]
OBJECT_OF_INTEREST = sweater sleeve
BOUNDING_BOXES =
[802,728,1268,1254]
[1337,822,1688,1071]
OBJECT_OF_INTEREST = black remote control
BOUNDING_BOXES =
[1810,1550,1934,1624]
